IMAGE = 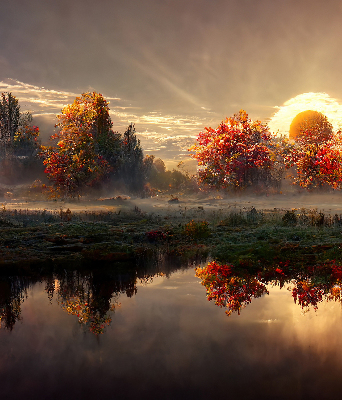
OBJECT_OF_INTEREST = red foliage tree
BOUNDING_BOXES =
[285,120,342,189]
[189,110,277,190]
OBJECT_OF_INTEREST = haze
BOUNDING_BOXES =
[1,0,342,167]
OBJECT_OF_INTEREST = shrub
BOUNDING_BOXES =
[282,210,298,226]
[183,220,211,239]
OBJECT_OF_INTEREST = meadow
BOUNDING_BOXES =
[2,190,342,270]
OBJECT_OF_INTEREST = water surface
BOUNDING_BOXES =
[1,263,342,399]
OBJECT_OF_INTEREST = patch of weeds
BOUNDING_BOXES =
[168,243,209,261]
[218,211,246,227]
[146,230,167,243]
[317,245,342,263]
[282,210,298,226]
[246,207,264,225]
[183,220,211,239]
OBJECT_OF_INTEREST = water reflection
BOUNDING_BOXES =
[196,260,342,315]
[2,259,342,398]
[0,254,191,334]
[2,257,342,334]
[0,276,31,330]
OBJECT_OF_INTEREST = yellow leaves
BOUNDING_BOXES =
[238,109,248,123]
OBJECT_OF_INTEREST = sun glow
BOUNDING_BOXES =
[268,93,342,137]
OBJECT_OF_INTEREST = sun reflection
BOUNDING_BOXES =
[269,92,342,137]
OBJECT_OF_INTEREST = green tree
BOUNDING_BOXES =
[0,92,20,154]
[0,92,41,157]
[0,92,42,183]
[114,124,147,192]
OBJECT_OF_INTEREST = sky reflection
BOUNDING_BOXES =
[1,266,342,399]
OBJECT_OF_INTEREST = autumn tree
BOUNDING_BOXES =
[42,92,115,196]
[190,110,277,190]
[285,111,342,189]
[42,92,151,196]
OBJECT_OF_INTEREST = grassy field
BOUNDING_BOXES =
[1,197,342,270]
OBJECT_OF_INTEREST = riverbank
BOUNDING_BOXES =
[1,195,342,270]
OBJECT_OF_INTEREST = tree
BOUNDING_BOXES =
[145,157,194,193]
[42,92,150,196]
[0,92,20,153]
[0,92,41,158]
[0,92,42,184]
[42,92,114,196]
[42,124,110,196]
[190,110,276,190]
[113,123,149,193]
[56,91,122,162]
[285,112,342,189]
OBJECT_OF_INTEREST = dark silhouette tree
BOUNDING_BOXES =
[0,92,20,153]
[114,123,147,193]
[0,92,42,183]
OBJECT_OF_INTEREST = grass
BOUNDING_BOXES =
[1,204,342,269]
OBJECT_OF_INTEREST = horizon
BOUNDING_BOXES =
[2,79,342,173]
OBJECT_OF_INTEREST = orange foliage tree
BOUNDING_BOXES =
[41,92,121,196]
[42,92,151,196]
[189,110,278,190]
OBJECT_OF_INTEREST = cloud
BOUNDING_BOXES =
[0,79,214,163]
[0,79,123,114]
[269,92,342,136]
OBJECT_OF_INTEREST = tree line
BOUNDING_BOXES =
[0,91,192,196]
[190,109,342,191]
[1,91,341,196]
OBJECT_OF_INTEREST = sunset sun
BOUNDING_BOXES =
[268,92,342,137]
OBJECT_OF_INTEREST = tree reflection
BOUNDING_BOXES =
[0,277,31,330]
[52,271,122,335]
[196,261,269,315]
[196,260,342,315]
[0,253,188,334]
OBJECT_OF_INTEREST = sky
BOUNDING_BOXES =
[2,0,342,169]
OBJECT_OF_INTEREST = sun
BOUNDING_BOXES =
[289,110,333,141]
[268,93,342,137]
